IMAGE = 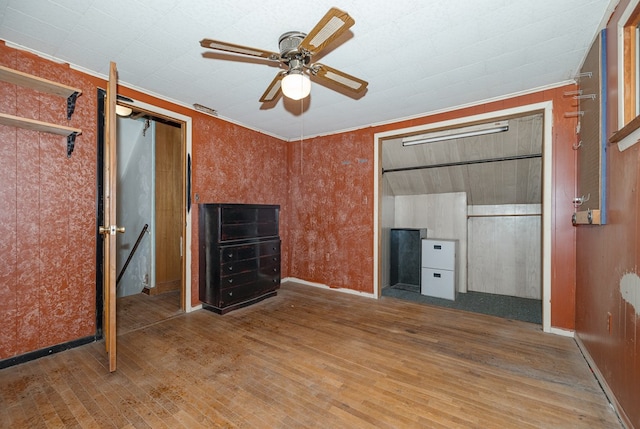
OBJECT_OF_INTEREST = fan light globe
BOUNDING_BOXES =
[281,71,311,100]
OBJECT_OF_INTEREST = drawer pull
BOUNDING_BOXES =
[228,279,234,284]
[434,245,442,250]
[273,268,277,272]
[433,273,441,278]
[227,253,233,258]
[229,291,233,296]
[228,266,233,271]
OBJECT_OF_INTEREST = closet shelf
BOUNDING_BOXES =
[0,113,82,157]
[0,65,83,157]
[0,65,82,119]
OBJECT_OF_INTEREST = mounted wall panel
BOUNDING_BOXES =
[573,29,607,225]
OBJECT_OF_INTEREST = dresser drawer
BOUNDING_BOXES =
[259,256,280,276]
[259,240,280,256]
[221,258,259,276]
[219,270,260,289]
[421,268,455,300]
[421,239,456,270]
[220,240,280,263]
[220,243,259,262]
[219,283,262,307]
[219,276,280,307]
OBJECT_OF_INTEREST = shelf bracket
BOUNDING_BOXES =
[66,91,80,120]
[67,132,78,158]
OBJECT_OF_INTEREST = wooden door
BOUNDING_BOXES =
[155,122,183,295]
[99,62,123,372]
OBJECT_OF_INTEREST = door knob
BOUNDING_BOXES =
[100,225,126,235]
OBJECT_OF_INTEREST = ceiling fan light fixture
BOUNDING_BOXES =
[281,70,311,100]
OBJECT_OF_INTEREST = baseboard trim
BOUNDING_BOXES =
[0,335,98,370]
[548,326,575,337]
[282,277,377,299]
[574,334,631,429]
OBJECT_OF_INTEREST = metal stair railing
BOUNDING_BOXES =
[116,223,148,287]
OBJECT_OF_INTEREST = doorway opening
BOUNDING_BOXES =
[96,89,193,337]
[374,102,553,330]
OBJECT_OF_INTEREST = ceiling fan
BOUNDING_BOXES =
[200,7,368,103]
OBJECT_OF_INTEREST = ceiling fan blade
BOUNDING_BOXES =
[298,7,355,56]
[310,63,368,94]
[259,72,285,103]
[200,39,279,60]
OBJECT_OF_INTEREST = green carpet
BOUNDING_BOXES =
[382,284,542,324]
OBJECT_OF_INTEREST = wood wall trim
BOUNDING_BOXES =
[575,335,632,429]
[621,2,640,124]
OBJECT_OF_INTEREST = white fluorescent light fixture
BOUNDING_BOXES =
[193,103,218,116]
[402,120,509,146]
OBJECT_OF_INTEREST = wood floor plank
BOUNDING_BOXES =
[0,281,623,428]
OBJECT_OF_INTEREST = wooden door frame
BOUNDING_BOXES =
[96,92,195,336]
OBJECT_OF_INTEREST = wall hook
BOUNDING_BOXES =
[572,193,591,206]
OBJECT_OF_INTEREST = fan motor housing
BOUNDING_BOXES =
[279,31,306,58]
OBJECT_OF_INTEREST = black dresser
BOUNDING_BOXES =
[198,203,281,314]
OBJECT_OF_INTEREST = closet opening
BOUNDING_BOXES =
[375,105,551,328]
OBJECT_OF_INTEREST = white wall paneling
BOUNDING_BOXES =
[467,204,541,299]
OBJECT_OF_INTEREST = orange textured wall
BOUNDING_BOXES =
[288,87,579,331]
[0,43,99,359]
[574,2,640,426]
[287,128,376,291]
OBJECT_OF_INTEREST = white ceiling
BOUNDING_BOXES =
[0,0,614,141]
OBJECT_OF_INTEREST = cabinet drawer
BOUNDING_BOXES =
[219,283,262,307]
[220,270,260,289]
[421,239,455,270]
[259,240,280,256]
[220,240,280,263]
[220,243,258,262]
[221,223,258,241]
[421,268,455,300]
[219,276,280,307]
[259,256,280,276]
[221,257,280,287]
[221,258,259,276]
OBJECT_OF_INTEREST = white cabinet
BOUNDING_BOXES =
[421,239,456,300]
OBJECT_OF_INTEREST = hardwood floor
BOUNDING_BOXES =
[117,290,182,335]
[0,281,622,428]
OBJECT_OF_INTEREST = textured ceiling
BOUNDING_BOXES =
[0,0,613,141]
